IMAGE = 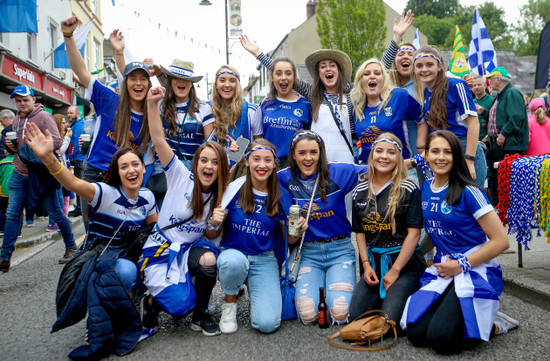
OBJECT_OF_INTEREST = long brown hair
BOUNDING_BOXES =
[113,74,152,148]
[239,139,281,217]
[361,133,408,233]
[190,141,229,220]
[416,45,448,129]
[211,65,244,146]
[310,61,346,122]
[534,107,548,125]
[264,57,297,106]
[160,77,201,137]
[287,130,330,202]
[53,114,66,138]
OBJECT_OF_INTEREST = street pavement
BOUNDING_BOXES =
[1,216,549,360]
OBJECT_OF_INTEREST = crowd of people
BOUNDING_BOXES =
[2,9,547,358]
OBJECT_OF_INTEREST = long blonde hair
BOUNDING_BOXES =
[534,108,548,125]
[350,59,395,122]
[361,132,408,233]
[211,65,244,146]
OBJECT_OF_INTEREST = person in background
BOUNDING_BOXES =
[526,98,550,156]
[0,109,15,162]
[0,144,15,236]
[66,105,85,217]
[471,74,493,150]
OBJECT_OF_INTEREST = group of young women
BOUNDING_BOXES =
[39,12,517,358]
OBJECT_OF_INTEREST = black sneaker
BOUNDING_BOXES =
[142,296,160,329]
[68,209,81,217]
[190,314,221,336]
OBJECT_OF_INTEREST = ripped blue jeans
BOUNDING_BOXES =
[295,237,356,325]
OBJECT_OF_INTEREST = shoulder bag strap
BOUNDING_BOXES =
[289,174,320,274]
[324,94,355,157]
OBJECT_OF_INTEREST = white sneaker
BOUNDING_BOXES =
[219,302,238,334]
[494,311,519,335]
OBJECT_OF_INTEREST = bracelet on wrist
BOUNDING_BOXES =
[417,145,425,150]
[60,28,73,35]
[464,154,476,161]
[207,216,221,231]
[63,34,73,38]
[115,52,124,55]
[410,157,417,168]
[50,163,64,176]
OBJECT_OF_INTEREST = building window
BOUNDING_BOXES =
[27,33,37,61]
[50,23,57,71]
[93,38,101,71]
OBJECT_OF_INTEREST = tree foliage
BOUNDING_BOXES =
[513,0,550,56]
[413,15,454,48]
[405,0,459,18]
[316,0,386,73]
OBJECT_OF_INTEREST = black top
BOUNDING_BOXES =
[352,179,422,248]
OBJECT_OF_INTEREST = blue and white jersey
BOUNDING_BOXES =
[85,77,145,170]
[260,96,311,158]
[421,179,493,255]
[354,88,422,162]
[85,182,157,250]
[278,162,367,241]
[162,100,214,160]
[423,77,477,138]
[142,154,212,249]
[221,189,283,255]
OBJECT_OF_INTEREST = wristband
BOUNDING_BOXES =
[417,145,425,150]
[464,154,476,161]
[61,28,73,35]
[450,254,472,273]
[410,157,417,168]
[207,216,221,231]
[50,163,64,176]
[115,52,124,55]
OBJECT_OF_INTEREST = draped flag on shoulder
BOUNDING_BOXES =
[0,0,37,33]
[54,21,93,69]
[468,8,497,76]
[413,28,420,50]
[449,26,470,78]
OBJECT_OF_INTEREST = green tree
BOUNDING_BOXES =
[513,0,550,56]
[316,0,386,72]
[413,14,455,48]
[405,0,459,18]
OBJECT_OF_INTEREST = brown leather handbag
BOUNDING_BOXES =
[327,310,398,351]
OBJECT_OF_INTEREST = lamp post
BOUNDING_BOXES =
[199,0,230,65]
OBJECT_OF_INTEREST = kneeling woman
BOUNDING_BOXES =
[401,130,514,354]
[140,87,229,336]
[349,133,425,329]
[214,140,291,334]
[279,130,366,325]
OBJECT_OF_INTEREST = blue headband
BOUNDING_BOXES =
[244,145,276,160]
[413,54,441,64]
[291,131,322,147]
[216,71,240,81]
[372,139,402,153]
[399,46,416,52]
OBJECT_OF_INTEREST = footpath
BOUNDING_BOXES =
[7,216,550,310]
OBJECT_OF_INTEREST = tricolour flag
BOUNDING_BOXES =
[468,8,497,76]
[412,28,420,50]
[54,21,93,69]
[0,0,37,33]
[449,26,469,78]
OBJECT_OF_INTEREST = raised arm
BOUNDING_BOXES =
[146,86,174,167]
[24,122,95,202]
[381,10,415,70]
[60,16,91,88]
[109,29,127,78]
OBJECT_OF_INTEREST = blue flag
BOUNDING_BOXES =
[54,21,93,69]
[468,8,497,76]
[0,0,37,33]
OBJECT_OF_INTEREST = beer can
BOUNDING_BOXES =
[143,58,155,76]
[288,205,301,237]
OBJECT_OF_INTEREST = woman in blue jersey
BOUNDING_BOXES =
[259,58,311,169]
[140,86,229,337]
[350,58,427,164]
[61,16,152,228]
[279,130,366,325]
[214,139,293,334]
[412,45,486,186]
[24,122,157,290]
[208,65,262,164]
[401,130,517,353]
[349,132,425,331]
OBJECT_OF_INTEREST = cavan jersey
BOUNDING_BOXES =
[278,162,367,241]
[162,100,214,160]
[260,96,311,158]
[421,179,493,255]
[221,189,283,255]
[85,77,144,170]
[352,179,422,248]
[84,183,157,250]
[423,77,477,138]
[142,154,212,248]
[354,88,422,162]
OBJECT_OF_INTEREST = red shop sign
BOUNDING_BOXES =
[1,55,44,89]
[44,77,72,104]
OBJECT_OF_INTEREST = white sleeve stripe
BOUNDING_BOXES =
[473,205,493,220]
[457,82,474,113]
[466,186,489,208]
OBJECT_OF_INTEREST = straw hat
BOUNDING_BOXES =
[305,49,352,83]
[160,59,203,83]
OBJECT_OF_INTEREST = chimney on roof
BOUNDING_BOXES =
[307,0,317,20]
